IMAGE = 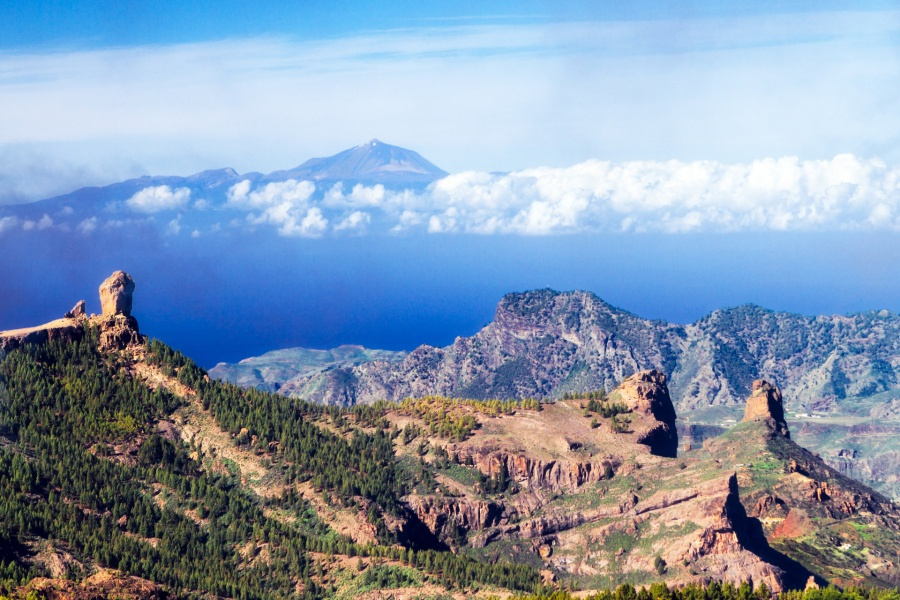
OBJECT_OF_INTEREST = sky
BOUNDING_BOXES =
[1,1,900,366]
[1,1,898,197]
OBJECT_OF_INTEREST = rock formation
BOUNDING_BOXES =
[612,370,679,457]
[64,300,86,319]
[99,271,136,316]
[0,271,142,353]
[743,380,790,438]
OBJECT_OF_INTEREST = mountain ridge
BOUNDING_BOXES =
[211,288,900,500]
[213,289,900,412]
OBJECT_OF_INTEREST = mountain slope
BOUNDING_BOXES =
[212,290,900,499]
[217,290,900,414]
[3,274,900,597]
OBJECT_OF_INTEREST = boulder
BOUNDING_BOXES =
[743,380,790,438]
[99,271,135,317]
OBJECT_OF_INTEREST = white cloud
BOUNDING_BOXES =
[229,179,327,237]
[22,214,53,231]
[227,179,315,208]
[211,154,900,236]
[126,185,191,212]
[226,179,252,204]
[77,217,97,234]
[324,183,386,208]
[334,210,371,232]
[166,216,182,235]
[398,154,900,234]
[271,207,328,238]
[0,216,19,234]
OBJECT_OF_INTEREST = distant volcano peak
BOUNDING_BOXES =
[268,139,448,186]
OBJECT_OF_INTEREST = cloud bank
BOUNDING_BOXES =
[5,154,897,238]
[214,154,900,236]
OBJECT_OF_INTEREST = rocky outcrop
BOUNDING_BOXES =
[612,370,679,457]
[743,380,790,438]
[676,474,785,592]
[97,314,142,351]
[405,495,507,542]
[0,271,142,354]
[18,569,164,600]
[0,319,85,353]
[99,270,136,316]
[451,447,618,494]
[64,300,86,319]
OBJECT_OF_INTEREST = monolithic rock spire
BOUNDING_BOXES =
[742,380,790,438]
[613,370,679,457]
[1,271,140,353]
[99,271,135,316]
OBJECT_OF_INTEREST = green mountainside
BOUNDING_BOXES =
[3,276,900,600]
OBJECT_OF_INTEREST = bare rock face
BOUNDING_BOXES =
[20,569,164,600]
[99,271,136,317]
[97,314,142,351]
[743,380,790,438]
[613,370,679,457]
[64,300,86,320]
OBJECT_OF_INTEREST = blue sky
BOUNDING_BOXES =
[8,2,894,48]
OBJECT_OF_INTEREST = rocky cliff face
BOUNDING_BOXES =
[392,375,900,590]
[99,271,135,317]
[612,370,679,457]
[393,373,794,591]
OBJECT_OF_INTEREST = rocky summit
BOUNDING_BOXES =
[99,270,136,317]
[743,380,790,439]
[0,271,142,353]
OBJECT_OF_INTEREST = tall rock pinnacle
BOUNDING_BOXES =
[742,379,790,438]
[99,271,135,316]
[613,370,679,457]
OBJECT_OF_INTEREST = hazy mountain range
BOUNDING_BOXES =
[1,139,446,224]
